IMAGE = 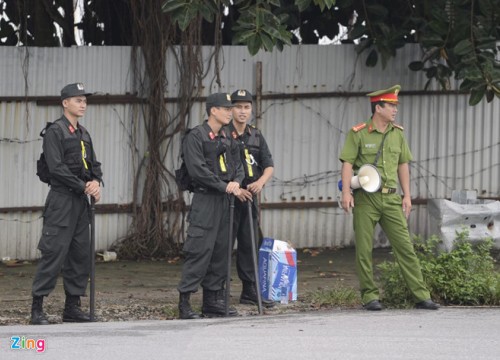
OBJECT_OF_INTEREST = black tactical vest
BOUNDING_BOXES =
[198,125,237,183]
[229,125,262,184]
[52,119,94,181]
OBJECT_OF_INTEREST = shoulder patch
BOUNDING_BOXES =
[393,123,404,131]
[352,123,367,132]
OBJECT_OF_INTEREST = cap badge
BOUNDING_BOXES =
[226,94,231,101]
[77,83,84,90]
[394,88,399,95]
[237,90,246,96]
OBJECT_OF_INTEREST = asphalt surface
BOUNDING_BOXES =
[1,308,499,359]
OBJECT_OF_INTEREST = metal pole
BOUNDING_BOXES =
[247,199,263,315]
[89,196,96,321]
[225,195,235,316]
[255,62,263,220]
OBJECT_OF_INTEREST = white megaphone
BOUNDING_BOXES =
[350,164,381,193]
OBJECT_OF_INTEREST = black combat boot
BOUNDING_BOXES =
[31,296,50,325]
[62,295,91,322]
[240,281,276,308]
[178,293,201,319]
[202,289,238,317]
[216,289,238,316]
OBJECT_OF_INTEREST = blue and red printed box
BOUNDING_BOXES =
[258,238,298,302]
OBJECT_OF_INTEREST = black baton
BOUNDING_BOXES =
[225,195,235,316]
[247,199,263,315]
[89,196,96,321]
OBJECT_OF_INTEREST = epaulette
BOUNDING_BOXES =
[352,123,367,132]
[246,124,259,135]
[393,123,404,131]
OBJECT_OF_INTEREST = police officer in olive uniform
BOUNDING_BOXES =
[339,85,439,311]
[227,89,275,308]
[31,83,103,325]
[177,92,244,319]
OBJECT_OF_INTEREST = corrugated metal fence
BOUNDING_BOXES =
[0,45,498,259]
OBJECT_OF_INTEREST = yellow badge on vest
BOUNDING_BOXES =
[244,149,253,177]
[81,141,88,170]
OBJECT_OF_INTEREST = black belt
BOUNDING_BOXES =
[50,185,85,197]
[192,187,223,195]
[378,187,397,194]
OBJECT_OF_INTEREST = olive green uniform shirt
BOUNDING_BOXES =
[339,119,412,188]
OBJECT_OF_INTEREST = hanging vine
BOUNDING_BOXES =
[117,0,221,259]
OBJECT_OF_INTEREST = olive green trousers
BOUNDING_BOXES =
[352,191,430,304]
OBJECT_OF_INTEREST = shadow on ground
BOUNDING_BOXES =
[0,247,406,325]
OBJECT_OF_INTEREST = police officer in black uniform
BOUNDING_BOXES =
[177,92,244,319]
[31,83,103,325]
[228,89,275,308]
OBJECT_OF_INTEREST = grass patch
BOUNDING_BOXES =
[303,286,359,309]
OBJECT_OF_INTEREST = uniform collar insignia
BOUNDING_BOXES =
[231,131,238,139]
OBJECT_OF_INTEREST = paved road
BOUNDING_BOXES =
[1,308,499,359]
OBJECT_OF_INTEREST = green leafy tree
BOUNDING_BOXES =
[161,0,500,104]
[2,0,498,104]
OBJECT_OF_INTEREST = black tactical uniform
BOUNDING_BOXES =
[226,121,275,306]
[177,116,244,318]
[31,83,103,324]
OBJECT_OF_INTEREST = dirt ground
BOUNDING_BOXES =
[0,248,500,325]
[0,247,380,325]
[2,247,498,325]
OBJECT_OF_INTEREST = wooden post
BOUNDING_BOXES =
[255,61,262,130]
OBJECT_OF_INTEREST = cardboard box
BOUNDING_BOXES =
[258,238,297,302]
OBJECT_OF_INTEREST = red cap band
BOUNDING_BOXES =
[370,93,399,103]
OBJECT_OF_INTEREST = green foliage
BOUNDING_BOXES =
[162,305,179,319]
[295,0,336,12]
[377,230,500,308]
[230,2,293,55]
[411,0,500,105]
[161,0,221,31]
[376,261,414,309]
[304,285,359,308]
[347,0,500,105]
[162,0,292,55]
[3,0,499,104]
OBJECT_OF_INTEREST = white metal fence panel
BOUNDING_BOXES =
[0,47,134,97]
[0,45,498,258]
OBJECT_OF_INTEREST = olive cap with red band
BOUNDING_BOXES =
[366,84,401,104]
